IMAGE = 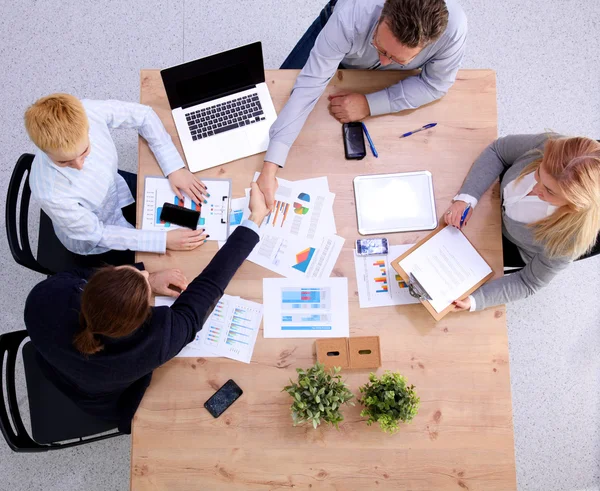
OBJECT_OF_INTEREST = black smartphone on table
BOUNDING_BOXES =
[204,379,243,418]
[342,122,367,160]
[159,202,200,229]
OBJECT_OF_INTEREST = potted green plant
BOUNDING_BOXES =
[358,371,420,434]
[283,363,354,429]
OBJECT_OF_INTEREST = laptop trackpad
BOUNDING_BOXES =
[212,130,251,161]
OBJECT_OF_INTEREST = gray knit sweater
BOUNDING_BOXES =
[459,133,571,310]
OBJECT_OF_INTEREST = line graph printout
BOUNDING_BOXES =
[263,278,349,338]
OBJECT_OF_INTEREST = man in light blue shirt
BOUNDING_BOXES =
[25,94,209,257]
[257,0,467,205]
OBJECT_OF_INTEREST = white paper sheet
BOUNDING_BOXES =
[263,278,349,338]
[353,244,420,308]
[250,233,345,279]
[142,176,231,241]
[156,294,263,363]
[217,196,248,249]
[397,226,492,313]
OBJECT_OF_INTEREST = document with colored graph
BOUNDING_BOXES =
[353,244,420,308]
[141,176,231,241]
[157,295,263,363]
[262,278,349,338]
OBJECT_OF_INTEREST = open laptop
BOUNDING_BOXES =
[161,42,277,173]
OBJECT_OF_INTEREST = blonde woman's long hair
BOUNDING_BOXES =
[517,136,600,259]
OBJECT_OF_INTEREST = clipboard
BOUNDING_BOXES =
[391,225,494,321]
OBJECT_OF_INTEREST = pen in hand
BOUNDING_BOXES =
[459,204,471,228]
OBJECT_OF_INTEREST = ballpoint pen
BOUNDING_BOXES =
[361,122,379,158]
[399,122,437,139]
[459,204,471,228]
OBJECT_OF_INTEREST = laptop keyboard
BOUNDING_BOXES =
[185,93,265,141]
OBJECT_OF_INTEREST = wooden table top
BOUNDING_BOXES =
[132,69,516,491]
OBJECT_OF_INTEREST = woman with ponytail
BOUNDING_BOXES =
[24,183,269,433]
[444,133,600,311]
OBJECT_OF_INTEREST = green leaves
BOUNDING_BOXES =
[357,371,420,434]
[283,363,354,430]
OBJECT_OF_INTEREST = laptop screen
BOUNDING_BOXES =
[161,42,266,109]
[175,63,251,108]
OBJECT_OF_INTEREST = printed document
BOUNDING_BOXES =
[354,244,420,308]
[263,278,349,338]
[156,295,263,363]
[142,176,231,241]
[397,226,492,313]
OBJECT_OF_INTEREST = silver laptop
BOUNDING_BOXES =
[161,42,277,173]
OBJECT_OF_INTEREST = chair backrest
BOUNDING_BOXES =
[0,330,121,452]
[5,153,54,275]
[0,330,44,451]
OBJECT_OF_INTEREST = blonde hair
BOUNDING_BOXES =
[24,93,88,153]
[517,136,600,259]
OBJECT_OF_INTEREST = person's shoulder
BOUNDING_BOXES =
[25,272,82,319]
[29,151,57,200]
[443,0,468,38]
[335,0,381,26]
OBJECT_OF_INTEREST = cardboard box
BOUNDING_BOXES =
[316,336,381,369]
[316,338,349,369]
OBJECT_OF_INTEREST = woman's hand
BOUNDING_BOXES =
[451,298,471,311]
[444,200,472,229]
[248,182,269,226]
[168,168,208,207]
[166,228,208,251]
[148,269,188,297]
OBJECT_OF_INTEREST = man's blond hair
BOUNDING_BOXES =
[24,93,89,153]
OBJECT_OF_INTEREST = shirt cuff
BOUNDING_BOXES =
[139,230,167,254]
[156,153,185,177]
[239,219,260,236]
[365,89,391,117]
[264,141,290,168]
[468,295,477,312]
[453,194,479,209]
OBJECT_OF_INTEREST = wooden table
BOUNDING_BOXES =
[132,69,516,490]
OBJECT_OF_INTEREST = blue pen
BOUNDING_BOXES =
[399,122,437,139]
[459,204,471,228]
[361,122,378,158]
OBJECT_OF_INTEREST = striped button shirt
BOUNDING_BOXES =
[29,99,185,255]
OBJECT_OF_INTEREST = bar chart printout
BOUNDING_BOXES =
[158,294,263,363]
[263,278,349,338]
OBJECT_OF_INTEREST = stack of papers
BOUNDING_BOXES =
[156,294,263,363]
[220,175,344,279]
[354,244,420,309]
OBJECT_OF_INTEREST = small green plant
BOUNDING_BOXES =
[358,371,420,434]
[283,363,354,429]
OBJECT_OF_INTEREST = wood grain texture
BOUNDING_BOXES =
[132,69,516,491]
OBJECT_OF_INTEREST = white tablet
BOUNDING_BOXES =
[353,171,437,235]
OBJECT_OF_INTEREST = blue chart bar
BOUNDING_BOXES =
[225,309,254,348]
[281,326,332,331]
[281,288,323,303]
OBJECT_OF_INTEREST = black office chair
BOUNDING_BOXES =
[0,330,121,452]
[5,153,128,275]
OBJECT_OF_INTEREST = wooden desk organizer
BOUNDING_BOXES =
[316,336,381,369]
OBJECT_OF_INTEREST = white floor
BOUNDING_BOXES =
[0,1,599,490]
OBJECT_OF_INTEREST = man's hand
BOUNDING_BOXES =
[168,168,208,207]
[248,182,270,226]
[148,269,188,297]
[256,161,279,210]
[166,228,208,251]
[451,298,471,312]
[328,92,370,123]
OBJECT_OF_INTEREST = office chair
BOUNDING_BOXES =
[0,330,121,452]
[6,153,127,275]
